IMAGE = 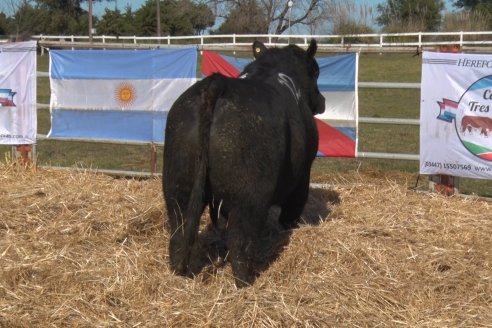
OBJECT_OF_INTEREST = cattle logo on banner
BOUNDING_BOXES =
[420,52,492,179]
[436,80,492,161]
[202,50,358,158]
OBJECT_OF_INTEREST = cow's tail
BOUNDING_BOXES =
[179,75,223,271]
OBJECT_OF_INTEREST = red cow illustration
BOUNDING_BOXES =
[461,115,492,137]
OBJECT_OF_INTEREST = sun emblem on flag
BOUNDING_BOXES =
[115,82,136,108]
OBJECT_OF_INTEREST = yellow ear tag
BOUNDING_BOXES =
[255,47,261,54]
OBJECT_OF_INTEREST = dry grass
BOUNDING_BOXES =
[1,163,491,327]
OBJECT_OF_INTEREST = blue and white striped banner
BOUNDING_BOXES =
[315,53,358,157]
[48,48,197,142]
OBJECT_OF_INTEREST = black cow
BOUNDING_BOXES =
[163,40,325,287]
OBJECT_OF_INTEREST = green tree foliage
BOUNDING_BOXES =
[215,0,269,34]
[1,0,113,36]
[442,9,490,32]
[376,0,445,32]
[453,0,492,28]
[332,19,373,35]
[96,6,135,35]
[132,0,214,36]
[12,2,48,37]
[0,12,12,35]
[453,0,492,11]
[191,3,215,35]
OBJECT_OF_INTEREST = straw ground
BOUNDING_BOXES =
[1,163,491,327]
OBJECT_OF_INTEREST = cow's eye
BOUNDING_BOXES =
[312,66,319,78]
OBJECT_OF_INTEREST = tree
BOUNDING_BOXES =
[330,1,374,35]
[133,0,214,36]
[96,6,135,35]
[0,0,34,39]
[442,9,490,32]
[453,0,492,28]
[215,0,268,34]
[453,0,492,12]
[12,1,46,38]
[376,0,445,32]
[191,2,215,35]
[209,0,331,34]
[0,0,114,36]
[0,12,11,35]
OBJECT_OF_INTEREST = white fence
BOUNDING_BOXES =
[33,31,492,52]
[26,32,492,176]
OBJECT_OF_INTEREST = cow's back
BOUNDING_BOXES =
[204,77,317,208]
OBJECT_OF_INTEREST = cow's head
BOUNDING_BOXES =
[247,39,325,116]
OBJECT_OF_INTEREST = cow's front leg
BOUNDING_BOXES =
[278,173,310,229]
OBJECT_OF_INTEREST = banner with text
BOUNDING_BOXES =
[0,41,37,145]
[202,51,358,157]
[420,51,492,179]
[49,48,197,143]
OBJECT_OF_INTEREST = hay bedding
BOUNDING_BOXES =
[0,164,491,327]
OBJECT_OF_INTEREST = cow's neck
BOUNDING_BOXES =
[239,71,301,103]
[277,73,300,103]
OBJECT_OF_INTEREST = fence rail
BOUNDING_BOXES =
[32,31,492,52]
[28,33,492,171]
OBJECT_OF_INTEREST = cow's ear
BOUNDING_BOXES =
[307,39,317,59]
[253,41,267,59]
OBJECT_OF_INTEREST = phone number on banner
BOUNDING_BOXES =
[424,161,472,171]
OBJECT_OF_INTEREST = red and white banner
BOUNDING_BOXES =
[0,41,37,145]
[202,51,358,157]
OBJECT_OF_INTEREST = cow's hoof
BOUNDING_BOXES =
[234,277,252,288]
[279,220,299,230]
[170,262,191,277]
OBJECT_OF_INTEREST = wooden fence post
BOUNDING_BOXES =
[150,143,157,176]
[11,144,36,167]
[429,174,459,196]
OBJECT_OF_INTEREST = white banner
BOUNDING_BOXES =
[0,41,37,145]
[420,51,492,179]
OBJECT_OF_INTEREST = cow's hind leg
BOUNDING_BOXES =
[226,205,267,288]
[168,198,206,276]
[278,174,310,229]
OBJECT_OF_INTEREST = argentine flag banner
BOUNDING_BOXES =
[420,51,492,180]
[0,41,37,145]
[48,48,197,143]
[202,51,358,157]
